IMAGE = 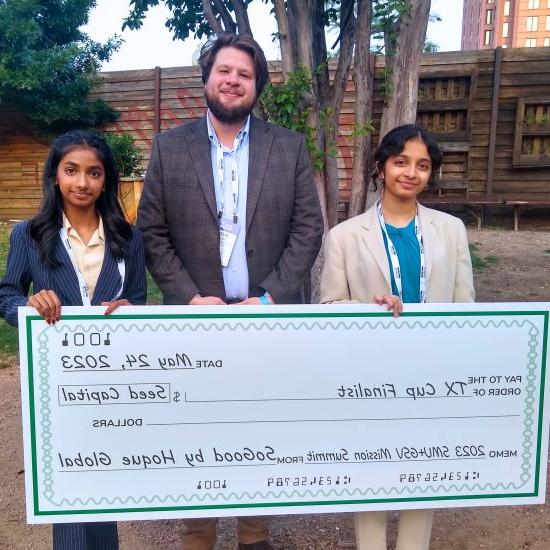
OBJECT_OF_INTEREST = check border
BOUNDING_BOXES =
[24,310,549,517]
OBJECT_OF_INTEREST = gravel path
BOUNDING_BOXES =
[0,227,549,549]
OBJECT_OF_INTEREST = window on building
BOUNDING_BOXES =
[528,0,540,8]
[544,38,550,46]
[486,10,494,24]
[502,44,508,48]
[487,0,494,3]
[546,15,550,30]
[525,38,537,47]
[502,22,509,37]
[504,1,510,16]
[527,16,539,31]
[485,30,493,45]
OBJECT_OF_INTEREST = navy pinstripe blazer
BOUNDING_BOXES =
[0,220,146,327]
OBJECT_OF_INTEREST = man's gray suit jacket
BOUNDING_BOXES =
[137,115,324,305]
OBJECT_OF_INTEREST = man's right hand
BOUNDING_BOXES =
[188,295,226,305]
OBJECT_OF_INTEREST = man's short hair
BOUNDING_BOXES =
[198,33,269,99]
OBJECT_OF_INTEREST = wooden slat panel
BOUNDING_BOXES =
[2,48,550,220]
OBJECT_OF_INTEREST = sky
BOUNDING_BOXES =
[84,0,465,72]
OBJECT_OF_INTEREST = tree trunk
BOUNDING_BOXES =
[288,0,328,232]
[285,2,300,69]
[288,0,315,70]
[309,239,325,304]
[348,0,373,218]
[323,142,340,228]
[288,0,329,303]
[307,104,329,233]
[323,0,356,228]
[379,0,431,139]
[272,0,295,79]
[229,0,253,36]
[307,0,335,229]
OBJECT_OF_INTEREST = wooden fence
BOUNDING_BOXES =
[1,47,549,221]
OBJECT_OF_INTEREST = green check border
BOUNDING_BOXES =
[24,310,549,517]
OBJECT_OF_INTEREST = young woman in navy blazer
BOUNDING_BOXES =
[0,130,146,550]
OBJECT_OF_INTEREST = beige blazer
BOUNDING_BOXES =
[320,203,475,304]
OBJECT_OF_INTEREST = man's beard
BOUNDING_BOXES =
[205,89,256,124]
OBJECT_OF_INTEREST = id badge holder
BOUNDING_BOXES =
[219,219,239,267]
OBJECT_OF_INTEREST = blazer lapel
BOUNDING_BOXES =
[361,207,392,290]
[417,203,436,283]
[188,117,218,222]
[52,236,83,305]
[246,116,274,231]
[92,246,121,305]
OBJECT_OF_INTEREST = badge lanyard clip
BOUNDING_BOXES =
[213,130,245,224]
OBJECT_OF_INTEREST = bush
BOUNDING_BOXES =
[103,133,144,178]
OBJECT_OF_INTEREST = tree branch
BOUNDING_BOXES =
[330,0,355,50]
[330,0,356,114]
[323,0,356,228]
[349,0,374,216]
[211,0,237,33]
[202,0,224,33]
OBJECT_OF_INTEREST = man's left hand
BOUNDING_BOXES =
[234,296,275,305]
[102,299,132,316]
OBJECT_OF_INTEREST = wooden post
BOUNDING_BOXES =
[486,47,502,197]
[119,178,144,224]
[154,66,161,135]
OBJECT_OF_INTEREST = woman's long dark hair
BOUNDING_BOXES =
[30,130,132,267]
[371,124,443,190]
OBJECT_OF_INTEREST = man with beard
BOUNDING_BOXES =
[137,34,323,549]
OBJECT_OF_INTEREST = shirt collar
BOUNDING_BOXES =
[207,110,250,151]
[62,213,104,246]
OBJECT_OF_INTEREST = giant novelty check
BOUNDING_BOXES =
[19,303,550,523]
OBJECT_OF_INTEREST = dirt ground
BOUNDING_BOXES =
[0,223,549,550]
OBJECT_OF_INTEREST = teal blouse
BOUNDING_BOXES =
[381,219,421,304]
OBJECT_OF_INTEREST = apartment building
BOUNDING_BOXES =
[462,0,550,49]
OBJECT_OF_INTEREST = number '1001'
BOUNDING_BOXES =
[62,333,110,346]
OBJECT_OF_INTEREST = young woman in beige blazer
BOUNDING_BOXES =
[321,125,475,550]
